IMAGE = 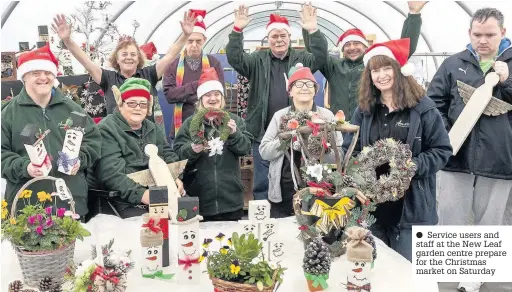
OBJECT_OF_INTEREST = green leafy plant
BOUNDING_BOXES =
[205,232,287,291]
[1,193,90,252]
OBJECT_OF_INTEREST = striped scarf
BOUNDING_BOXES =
[174,51,210,134]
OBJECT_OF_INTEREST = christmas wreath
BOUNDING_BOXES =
[189,108,231,156]
[352,138,417,203]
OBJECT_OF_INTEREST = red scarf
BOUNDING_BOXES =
[31,155,51,168]
[142,218,161,234]
[178,256,200,270]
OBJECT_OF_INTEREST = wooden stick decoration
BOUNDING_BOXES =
[57,111,86,175]
[20,124,52,176]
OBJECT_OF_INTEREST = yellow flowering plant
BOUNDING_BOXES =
[1,191,90,252]
[205,232,286,291]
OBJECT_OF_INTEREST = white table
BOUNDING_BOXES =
[1,214,438,292]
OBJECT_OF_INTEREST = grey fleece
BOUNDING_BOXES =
[259,106,343,203]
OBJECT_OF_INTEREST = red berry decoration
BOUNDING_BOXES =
[178,217,184,222]
[193,206,198,211]
[354,161,359,165]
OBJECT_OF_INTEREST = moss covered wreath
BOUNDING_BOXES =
[351,138,417,204]
[189,108,231,147]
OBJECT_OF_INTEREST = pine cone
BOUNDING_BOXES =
[20,289,38,292]
[49,283,63,292]
[8,280,23,292]
[39,276,53,291]
[303,237,332,275]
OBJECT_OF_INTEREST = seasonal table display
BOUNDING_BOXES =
[1,177,90,287]
[204,231,286,292]
[64,239,135,292]
[189,108,231,157]
[303,237,332,292]
[342,226,377,292]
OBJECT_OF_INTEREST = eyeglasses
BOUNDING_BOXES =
[294,81,315,89]
[124,101,149,109]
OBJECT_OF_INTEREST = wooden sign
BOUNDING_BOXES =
[177,217,201,285]
[127,160,187,187]
[449,73,499,155]
[58,112,86,175]
[145,144,180,223]
[20,124,52,176]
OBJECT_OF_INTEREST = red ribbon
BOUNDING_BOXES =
[31,155,51,168]
[178,256,200,270]
[307,181,333,194]
[321,137,329,149]
[306,120,320,136]
[91,266,120,285]
[142,218,161,234]
[347,281,371,291]
[157,218,169,239]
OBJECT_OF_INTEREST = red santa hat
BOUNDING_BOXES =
[363,38,415,76]
[17,44,59,87]
[197,67,224,98]
[190,9,207,36]
[286,63,317,91]
[266,14,291,35]
[337,28,369,48]
[140,42,157,60]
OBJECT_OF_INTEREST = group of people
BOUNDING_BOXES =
[2,3,511,292]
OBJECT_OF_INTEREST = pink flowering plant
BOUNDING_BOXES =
[1,190,90,252]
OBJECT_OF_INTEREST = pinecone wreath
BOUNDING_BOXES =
[303,237,332,275]
[8,280,23,292]
[39,276,53,291]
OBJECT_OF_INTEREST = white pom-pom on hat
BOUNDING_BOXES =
[295,63,303,68]
[400,62,415,77]
[197,15,203,22]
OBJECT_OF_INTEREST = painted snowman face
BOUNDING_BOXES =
[142,245,162,273]
[243,224,256,234]
[349,261,371,283]
[261,223,275,242]
[272,242,284,258]
[63,129,83,153]
[149,205,168,218]
[34,140,47,163]
[179,229,198,257]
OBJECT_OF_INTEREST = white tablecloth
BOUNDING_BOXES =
[1,214,438,292]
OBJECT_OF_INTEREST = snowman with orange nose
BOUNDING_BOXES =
[344,226,376,292]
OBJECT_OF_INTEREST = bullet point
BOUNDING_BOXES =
[416,232,423,238]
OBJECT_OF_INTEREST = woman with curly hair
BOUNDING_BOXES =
[342,39,452,261]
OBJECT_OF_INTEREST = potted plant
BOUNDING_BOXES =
[1,179,91,287]
[303,237,331,291]
[205,232,286,292]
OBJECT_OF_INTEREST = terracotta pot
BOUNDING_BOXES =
[307,279,324,292]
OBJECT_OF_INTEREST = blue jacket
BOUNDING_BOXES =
[342,96,453,227]
[427,38,512,179]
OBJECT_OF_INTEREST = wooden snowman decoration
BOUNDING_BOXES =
[148,186,170,267]
[20,124,52,176]
[176,197,202,285]
[345,227,375,292]
[145,144,180,223]
[140,213,164,278]
[57,111,86,174]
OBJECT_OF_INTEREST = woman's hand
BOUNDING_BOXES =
[227,119,237,134]
[175,178,185,196]
[191,143,204,153]
[27,163,44,178]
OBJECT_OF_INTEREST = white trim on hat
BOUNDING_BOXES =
[338,34,369,49]
[266,22,290,35]
[363,46,396,67]
[197,80,224,99]
[192,26,206,35]
[17,59,57,81]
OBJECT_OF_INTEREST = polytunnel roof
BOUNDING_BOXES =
[2,0,512,75]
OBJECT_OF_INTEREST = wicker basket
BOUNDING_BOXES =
[9,176,77,287]
[210,270,278,292]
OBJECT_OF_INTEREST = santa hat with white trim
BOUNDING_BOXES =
[337,28,369,49]
[17,44,60,87]
[363,38,415,76]
[266,14,291,35]
[190,9,207,36]
[197,67,224,98]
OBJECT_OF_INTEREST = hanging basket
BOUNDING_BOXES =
[9,176,77,287]
[210,270,278,292]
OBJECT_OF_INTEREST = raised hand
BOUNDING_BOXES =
[408,1,429,14]
[234,5,251,30]
[180,10,197,35]
[299,2,318,33]
[51,14,72,41]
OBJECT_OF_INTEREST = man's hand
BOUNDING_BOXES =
[191,143,204,153]
[175,179,185,196]
[227,119,237,134]
[180,10,197,36]
[27,163,44,178]
[52,14,72,41]
[234,5,251,30]
[493,61,510,83]
[408,1,428,14]
[299,2,318,33]
[69,160,80,176]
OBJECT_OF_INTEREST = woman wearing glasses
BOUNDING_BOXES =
[259,64,343,218]
[95,78,184,218]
